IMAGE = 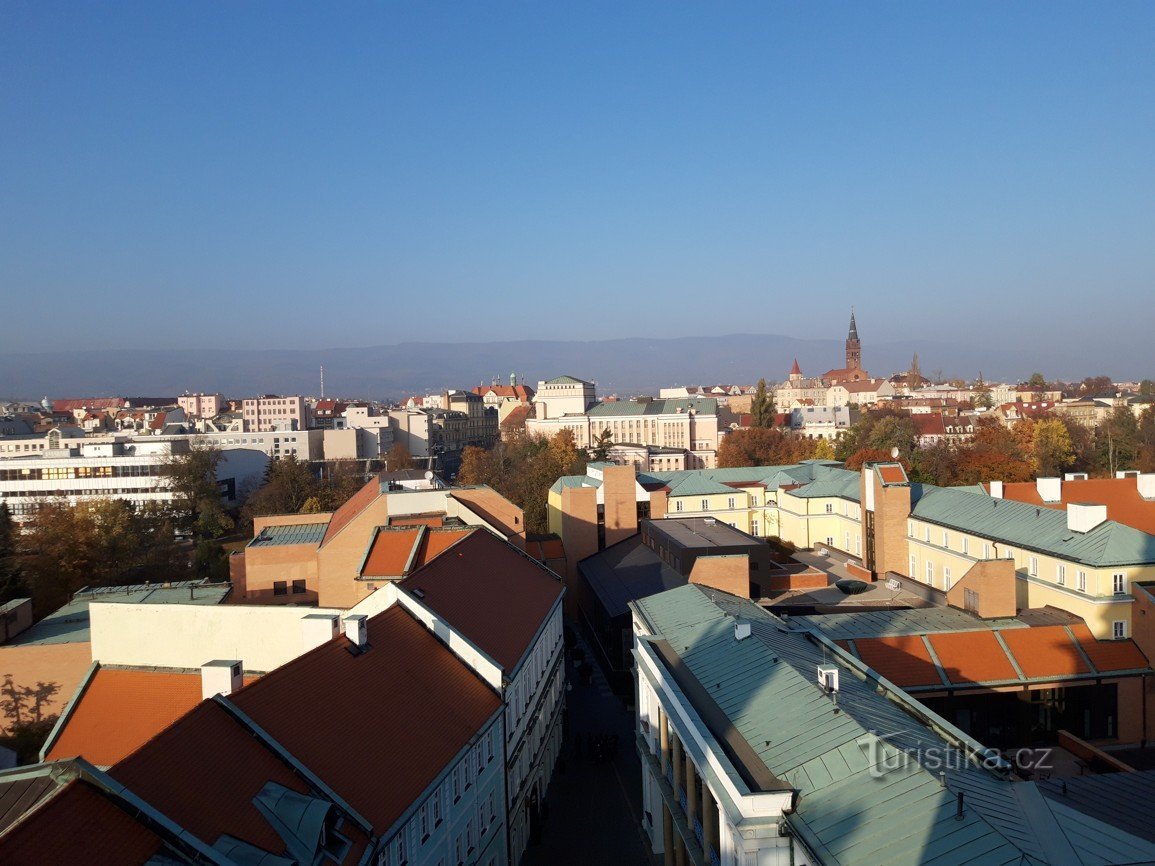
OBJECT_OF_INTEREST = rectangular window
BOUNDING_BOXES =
[700,499,709,511]
[1029,556,1038,577]
[962,537,969,555]
[273,581,287,596]
[727,496,735,509]
[1057,564,1066,586]
[944,566,952,589]
[910,554,917,577]
[675,500,683,512]
[983,542,991,559]
[926,561,934,584]
[291,579,306,594]
[751,495,758,506]
[942,530,949,548]
[752,519,759,536]
[1077,570,1087,592]
[1113,573,1126,595]
[924,526,931,542]
[432,788,442,826]
[825,503,833,514]
[908,520,914,537]
[1113,621,1127,639]
[420,804,430,842]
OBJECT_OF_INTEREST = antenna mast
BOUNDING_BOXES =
[320,365,325,399]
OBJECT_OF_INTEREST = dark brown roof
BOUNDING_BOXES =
[0,778,165,866]
[231,604,501,831]
[404,530,563,670]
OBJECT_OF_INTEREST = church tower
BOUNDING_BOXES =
[845,310,861,372]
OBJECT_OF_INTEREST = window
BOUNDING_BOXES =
[751,495,758,506]
[273,581,287,596]
[1077,570,1087,592]
[944,566,952,589]
[432,788,443,827]
[924,526,931,542]
[825,503,833,514]
[1113,573,1126,595]
[926,561,934,584]
[452,765,462,802]
[910,554,917,577]
[1113,621,1127,640]
[1057,564,1066,586]
[752,519,759,536]
[942,530,949,548]
[908,521,914,537]
[675,500,683,512]
[1028,556,1038,577]
[419,803,430,842]
[983,542,991,559]
[727,497,736,509]
[292,579,306,594]
[825,536,834,547]
[700,499,709,511]
[962,537,969,555]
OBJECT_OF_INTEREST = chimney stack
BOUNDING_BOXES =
[1139,474,1155,501]
[201,660,243,700]
[1067,502,1108,534]
[989,480,1003,499]
[301,613,340,651]
[343,614,369,647]
[734,621,751,641]
[1036,477,1062,503]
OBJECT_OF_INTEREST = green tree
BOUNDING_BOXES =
[1031,418,1075,477]
[974,373,994,410]
[243,454,320,520]
[1138,405,1155,472]
[164,444,232,540]
[0,503,25,604]
[1025,372,1047,401]
[590,428,614,461]
[750,378,775,428]
[1140,379,1155,399]
[1095,405,1140,475]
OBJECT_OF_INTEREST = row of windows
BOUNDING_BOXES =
[0,464,164,481]
[272,579,307,595]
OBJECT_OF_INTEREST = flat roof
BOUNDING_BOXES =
[644,517,758,550]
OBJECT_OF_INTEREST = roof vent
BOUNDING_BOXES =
[817,664,839,693]
[703,517,716,526]
[734,621,751,641]
[301,613,340,651]
[1117,470,1139,479]
[201,659,243,700]
[1064,472,1088,481]
[1067,502,1108,534]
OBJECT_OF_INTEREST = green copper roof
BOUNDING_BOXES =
[587,398,718,417]
[544,375,592,385]
[913,486,1155,567]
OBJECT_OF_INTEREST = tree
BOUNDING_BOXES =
[1095,406,1140,475]
[750,379,775,428]
[717,428,816,468]
[974,373,993,410]
[1080,375,1114,396]
[164,444,232,540]
[590,428,614,461]
[812,438,836,460]
[1031,418,1075,477]
[0,503,24,605]
[243,455,320,520]
[383,441,412,472]
[1140,379,1155,399]
[909,353,921,382]
[1139,405,1155,473]
[1026,372,1047,401]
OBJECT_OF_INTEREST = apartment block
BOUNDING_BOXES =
[176,392,223,419]
[242,394,309,432]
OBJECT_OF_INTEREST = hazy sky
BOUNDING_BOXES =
[3,2,1153,363]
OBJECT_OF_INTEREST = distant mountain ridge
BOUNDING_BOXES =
[0,334,1111,402]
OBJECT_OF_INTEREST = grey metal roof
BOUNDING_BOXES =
[913,486,1155,567]
[588,398,718,418]
[1037,769,1155,843]
[793,607,1027,640]
[8,581,231,646]
[632,584,1155,865]
[543,375,592,385]
[578,536,686,619]
[248,522,329,548]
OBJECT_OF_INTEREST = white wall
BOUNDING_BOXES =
[89,602,347,672]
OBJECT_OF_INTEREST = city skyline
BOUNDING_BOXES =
[3,3,1154,360]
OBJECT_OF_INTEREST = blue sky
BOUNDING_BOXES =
[2,2,1153,371]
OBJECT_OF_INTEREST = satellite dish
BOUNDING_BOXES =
[424,470,434,481]
[890,447,900,459]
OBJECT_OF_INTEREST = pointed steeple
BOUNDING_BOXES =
[848,309,859,342]
[790,358,802,376]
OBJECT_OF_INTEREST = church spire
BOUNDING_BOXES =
[848,308,859,342]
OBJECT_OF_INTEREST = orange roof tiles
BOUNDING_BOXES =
[996,477,1155,536]
[231,604,501,832]
[877,464,908,485]
[927,631,1019,685]
[404,530,563,670]
[851,635,941,688]
[361,527,422,577]
[46,667,259,767]
[113,699,332,857]
[0,779,165,866]
[1069,623,1150,671]
[417,528,474,566]
[999,626,1091,679]
[321,477,381,546]
[389,514,445,527]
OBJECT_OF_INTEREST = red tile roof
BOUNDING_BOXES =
[1000,626,1092,678]
[850,635,941,688]
[994,477,1155,536]
[0,779,165,866]
[52,397,126,412]
[926,631,1018,685]
[417,528,474,565]
[231,604,501,832]
[877,464,908,485]
[321,477,380,546]
[46,667,259,767]
[912,414,947,437]
[361,527,423,578]
[404,530,563,670]
[1069,623,1150,671]
[113,700,334,857]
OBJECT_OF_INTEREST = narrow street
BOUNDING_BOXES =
[522,633,658,866]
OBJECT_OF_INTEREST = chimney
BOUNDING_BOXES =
[817,664,839,693]
[1036,477,1061,503]
[1067,502,1108,534]
[301,613,340,651]
[734,621,751,641]
[989,480,1003,499]
[343,614,368,647]
[1116,470,1139,479]
[1064,472,1088,481]
[201,659,243,700]
[1139,474,1155,501]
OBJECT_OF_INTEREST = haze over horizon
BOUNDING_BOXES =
[3,3,1154,368]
